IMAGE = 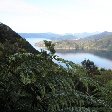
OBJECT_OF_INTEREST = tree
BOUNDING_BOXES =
[81,59,100,75]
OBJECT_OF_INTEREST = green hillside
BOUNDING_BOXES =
[80,32,112,50]
[90,35,112,50]
[0,23,112,112]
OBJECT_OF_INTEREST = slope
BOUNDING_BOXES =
[0,22,39,58]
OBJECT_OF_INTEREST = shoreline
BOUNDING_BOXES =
[34,45,112,52]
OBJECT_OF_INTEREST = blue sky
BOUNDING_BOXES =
[0,0,112,33]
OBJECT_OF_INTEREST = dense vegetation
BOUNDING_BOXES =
[35,31,112,51]
[0,23,112,112]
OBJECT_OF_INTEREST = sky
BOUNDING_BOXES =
[0,0,112,33]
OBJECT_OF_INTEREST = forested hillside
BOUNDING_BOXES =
[0,23,112,112]
[79,31,112,50]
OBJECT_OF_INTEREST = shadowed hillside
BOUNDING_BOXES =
[0,22,39,59]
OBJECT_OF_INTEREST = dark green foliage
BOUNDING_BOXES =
[0,50,112,111]
[81,59,100,75]
[44,40,56,54]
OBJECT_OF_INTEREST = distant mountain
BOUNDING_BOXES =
[73,32,100,38]
[0,23,38,59]
[19,32,100,41]
[84,31,112,40]
[35,31,112,51]
[81,31,112,50]
[19,33,78,40]
[19,33,60,40]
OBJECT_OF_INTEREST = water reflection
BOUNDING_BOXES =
[56,49,112,69]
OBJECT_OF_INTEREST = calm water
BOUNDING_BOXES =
[25,38,112,69]
[56,50,112,69]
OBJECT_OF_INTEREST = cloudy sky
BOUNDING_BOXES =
[0,0,112,33]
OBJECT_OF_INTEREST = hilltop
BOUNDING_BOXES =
[0,22,39,58]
